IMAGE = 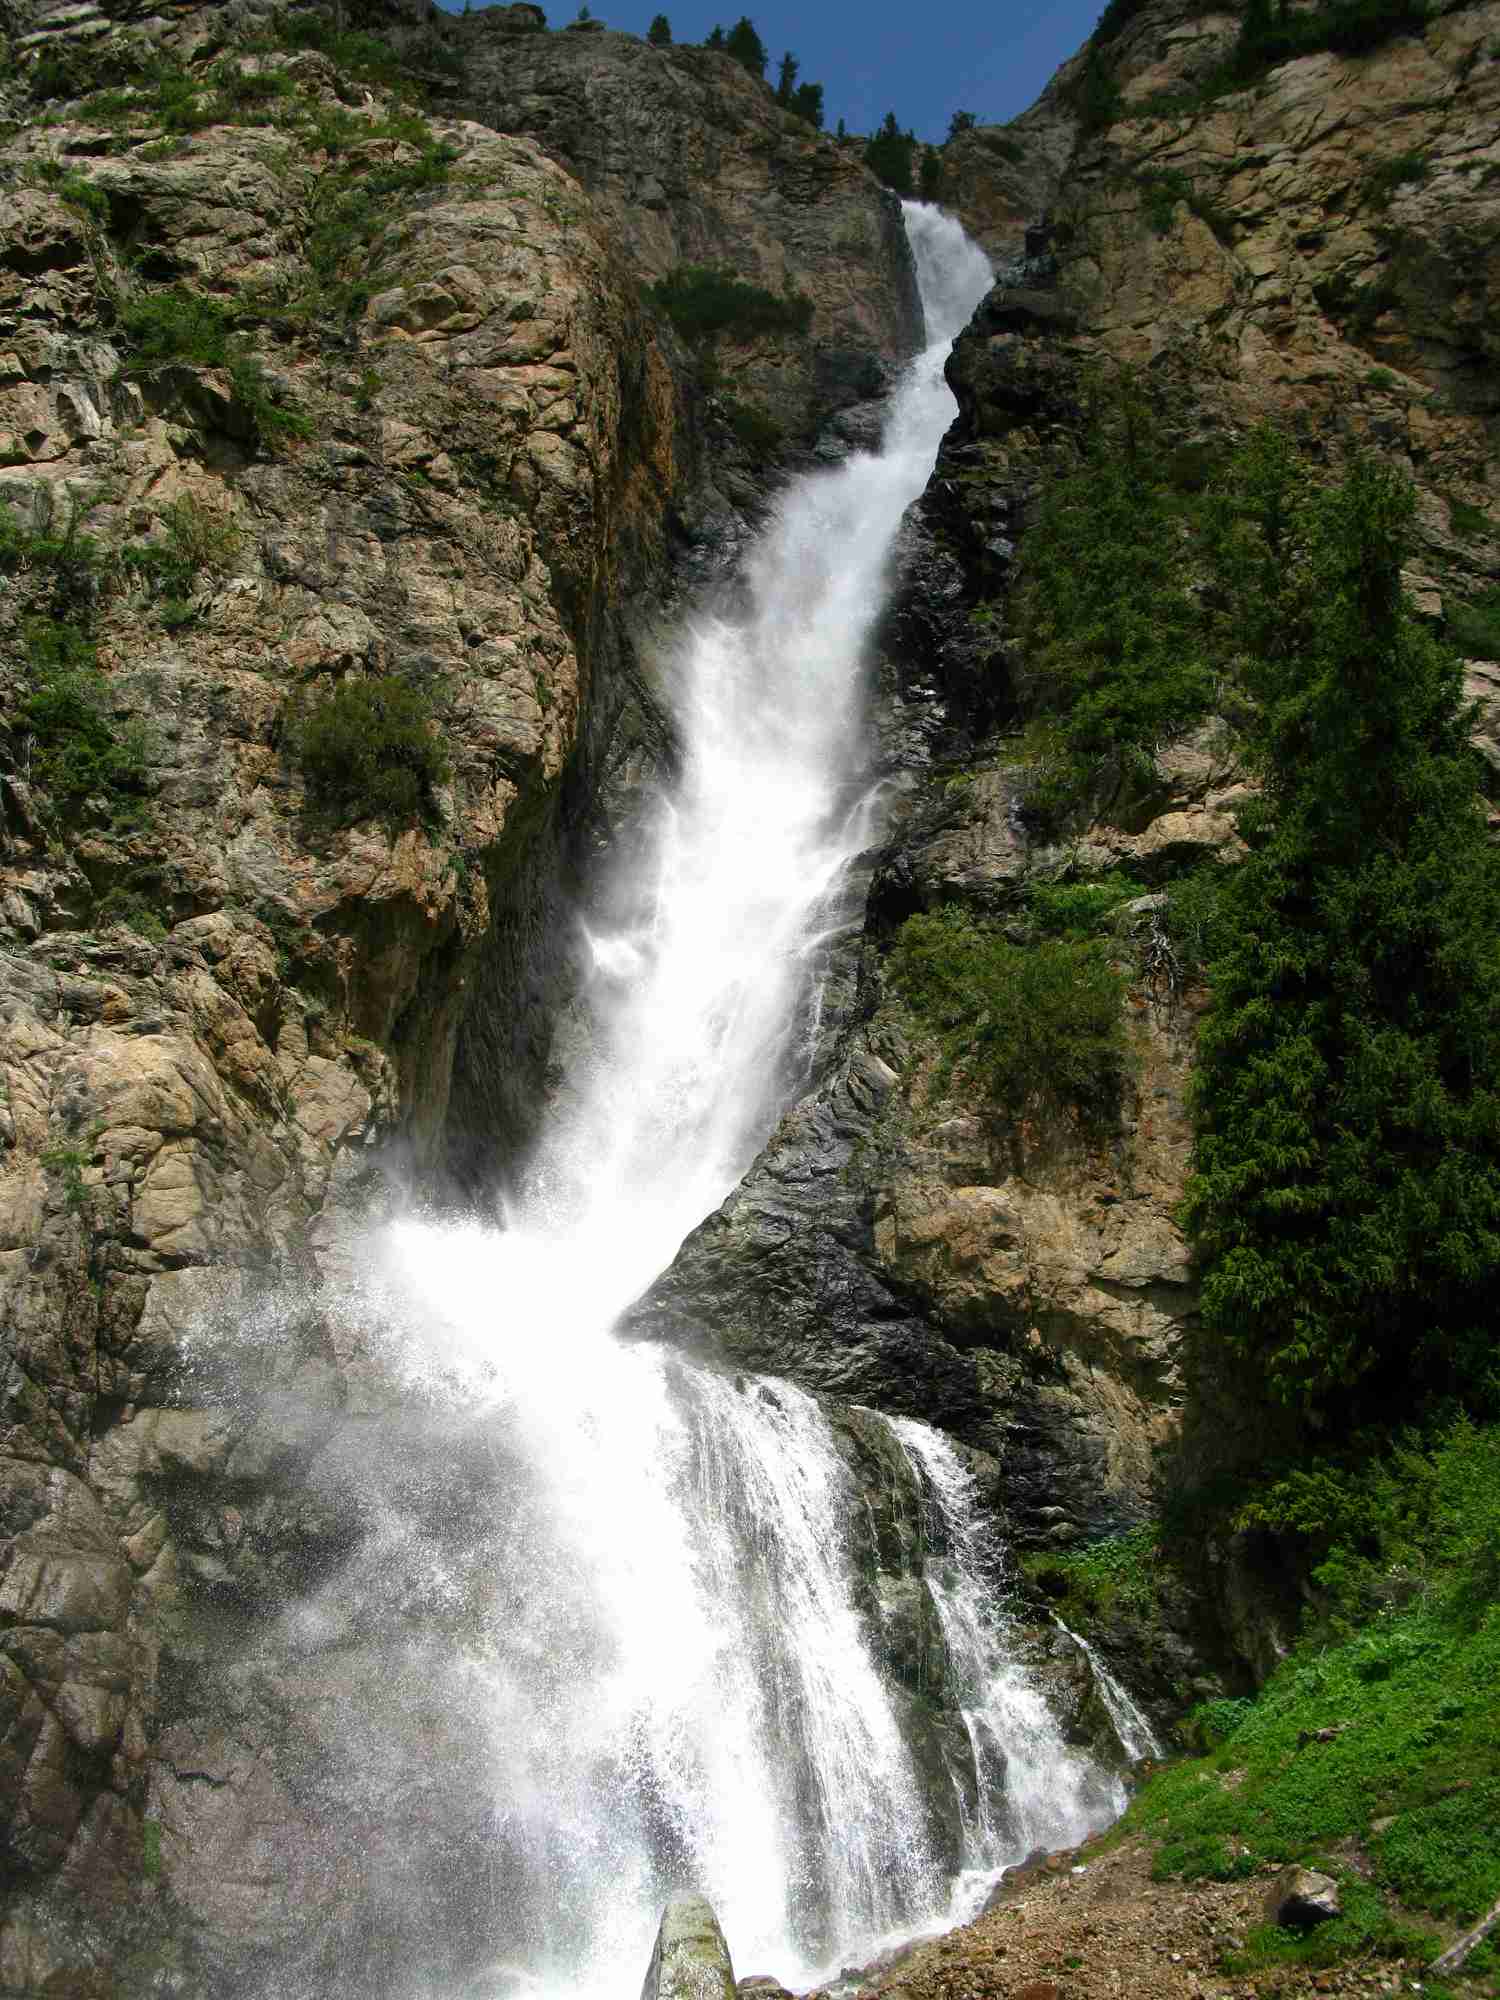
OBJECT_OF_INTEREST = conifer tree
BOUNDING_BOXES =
[790,79,823,126]
[705,22,725,47]
[1185,438,1500,1417]
[724,15,767,77]
[775,50,798,103]
[647,12,671,43]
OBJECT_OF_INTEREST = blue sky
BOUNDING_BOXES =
[438,2,1107,142]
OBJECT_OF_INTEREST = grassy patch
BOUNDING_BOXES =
[113,287,311,449]
[647,265,814,343]
[887,905,1130,1123]
[287,675,450,827]
[1124,1423,1500,1951]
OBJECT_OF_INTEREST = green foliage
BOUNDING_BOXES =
[116,287,235,370]
[122,495,238,622]
[1237,0,1429,72]
[40,1145,90,1211]
[948,109,978,137]
[1364,149,1430,208]
[1135,168,1232,243]
[1024,870,1149,938]
[1013,381,1216,824]
[17,620,151,826]
[720,395,784,462]
[245,11,414,94]
[1066,48,1124,135]
[1092,0,1152,44]
[1446,496,1493,542]
[1123,1422,1500,1949]
[789,79,824,126]
[647,265,813,342]
[724,15,767,76]
[646,12,672,43]
[1183,443,1500,1418]
[288,675,449,826]
[918,146,944,202]
[887,905,1130,1123]
[864,110,916,195]
[113,286,311,449]
[705,23,726,48]
[1447,589,1500,661]
[24,160,110,219]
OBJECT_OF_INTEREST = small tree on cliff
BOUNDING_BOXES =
[1185,438,1500,1419]
[724,15,767,77]
[775,50,798,102]
[864,111,915,195]
[705,23,725,47]
[647,12,672,43]
[790,80,823,127]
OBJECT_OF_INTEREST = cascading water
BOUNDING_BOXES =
[316,206,1124,2000]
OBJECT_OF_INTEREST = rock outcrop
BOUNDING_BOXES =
[641,1894,737,2000]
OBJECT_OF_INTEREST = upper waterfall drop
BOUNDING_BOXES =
[330,208,1130,2000]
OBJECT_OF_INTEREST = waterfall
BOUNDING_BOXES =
[298,207,1122,1999]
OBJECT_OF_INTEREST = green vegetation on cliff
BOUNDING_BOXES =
[1014,384,1215,822]
[288,675,450,827]
[1183,441,1500,1421]
[888,903,1130,1123]
[647,265,814,342]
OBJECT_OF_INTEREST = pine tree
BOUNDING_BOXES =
[705,23,725,47]
[647,11,671,43]
[1185,438,1500,1418]
[724,15,767,77]
[790,80,823,127]
[775,50,798,104]
[864,111,916,195]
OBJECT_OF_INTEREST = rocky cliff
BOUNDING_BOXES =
[0,5,922,1987]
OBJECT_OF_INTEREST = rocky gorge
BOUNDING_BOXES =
[1,0,1499,1992]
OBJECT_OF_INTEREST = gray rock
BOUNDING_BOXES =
[641,1894,737,2000]
[1265,1865,1342,1929]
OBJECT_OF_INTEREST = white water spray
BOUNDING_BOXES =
[339,208,1123,1998]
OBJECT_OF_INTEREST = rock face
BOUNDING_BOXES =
[641,1894,737,2000]
[0,5,926,1988]
[446,19,924,439]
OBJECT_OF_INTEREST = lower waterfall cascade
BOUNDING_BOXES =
[240,206,1137,2000]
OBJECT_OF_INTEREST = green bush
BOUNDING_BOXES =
[1024,870,1148,937]
[887,905,1130,1122]
[1363,149,1429,209]
[647,265,813,343]
[17,620,151,825]
[116,287,235,370]
[289,675,449,826]
[1447,588,1500,661]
